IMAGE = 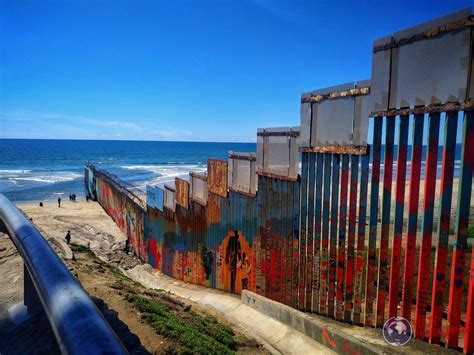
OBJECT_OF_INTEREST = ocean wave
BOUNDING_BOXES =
[0,169,33,175]
[7,172,82,184]
[120,164,206,175]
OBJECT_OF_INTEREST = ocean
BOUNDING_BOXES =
[0,139,462,203]
[0,139,256,202]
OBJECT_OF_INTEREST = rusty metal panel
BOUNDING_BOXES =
[208,158,228,197]
[175,177,189,209]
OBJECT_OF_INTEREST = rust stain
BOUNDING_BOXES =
[207,158,228,197]
[300,145,367,155]
[175,177,189,209]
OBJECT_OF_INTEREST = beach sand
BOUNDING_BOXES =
[17,199,128,262]
[0,199,268,354]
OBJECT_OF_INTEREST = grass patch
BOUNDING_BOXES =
[105,263,134,282]
[126,293,235,354]
[69,242,96,259]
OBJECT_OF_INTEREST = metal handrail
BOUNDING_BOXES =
[87,164,146,210]
[0,194,127,355]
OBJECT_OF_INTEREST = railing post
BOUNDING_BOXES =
[23,263,43,316]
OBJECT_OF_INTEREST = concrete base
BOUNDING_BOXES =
[241,290,458,354]
[125,264,335,354]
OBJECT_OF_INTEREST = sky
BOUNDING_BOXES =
[1,0,473,142]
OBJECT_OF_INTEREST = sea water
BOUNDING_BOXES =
[0,139,462,203]
[0,139,255,202]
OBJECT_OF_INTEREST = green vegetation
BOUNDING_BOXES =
[105,263,134,282]
[69,242,96,259]
[126,293,236,354]
[468,226,474,238]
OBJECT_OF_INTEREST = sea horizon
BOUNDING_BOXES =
[0,139,256,202]
[0,138,462,203]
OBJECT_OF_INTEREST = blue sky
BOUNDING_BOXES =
[1,0,472,142]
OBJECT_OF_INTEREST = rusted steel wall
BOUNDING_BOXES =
[296,110,474,352]
[145,173,299,298]
[175,178,189,209]
[208,159,228,197]
[146,185,261,294]
[89,166,147,262]
[87,108,474,351]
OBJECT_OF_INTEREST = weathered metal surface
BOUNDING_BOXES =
[365,117,382,326]
[228,151,257,196]
[94,170,147,261]
[303,82,371,149]
[414,113,440,339]
[175,177,190,209]
[371,99,474,118]
[310,83,356,148]
[299,145,367,155]
[320,153,331,315]
[306,154,316,311]
[312,153,323,312]
[402,114,424,321]
[190,172,208,205]
[0,194,127,355]
[299,152,309,310]
[376,117,395,327]
[429,112,457,344]
[447,111,474,348]
[164,185,176,212]
[328,154,340,318]
[256,126,300,179]
[336,154,349,321]
[374,11,473,53]
[146,185,164,211]
[353,147,369,325]
[388,115,409,318]
[344,154,359,322]
[466,249,474,353]
[208,158,228,197]
[370,8,473,111]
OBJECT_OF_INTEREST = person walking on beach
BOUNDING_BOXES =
[65,230,71,245]
[58,197,61,207]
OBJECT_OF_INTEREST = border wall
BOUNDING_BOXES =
[86,165,147,261]
[85,9,474,353]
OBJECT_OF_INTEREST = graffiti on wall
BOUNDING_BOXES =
[95,176,147,261]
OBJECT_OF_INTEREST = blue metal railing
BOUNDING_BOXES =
[0,194,127,354]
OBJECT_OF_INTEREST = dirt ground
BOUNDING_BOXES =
[0,200,268,354]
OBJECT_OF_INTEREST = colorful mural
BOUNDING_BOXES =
[94,174,147,262]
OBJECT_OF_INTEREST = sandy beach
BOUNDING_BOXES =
[0,198,268,354]
[17,199,128,261]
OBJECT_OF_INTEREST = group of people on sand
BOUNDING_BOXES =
[56,192,80,207]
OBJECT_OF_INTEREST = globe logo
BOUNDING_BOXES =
[382,316,412,346]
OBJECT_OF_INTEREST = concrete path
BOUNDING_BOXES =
[125,264,335,355]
